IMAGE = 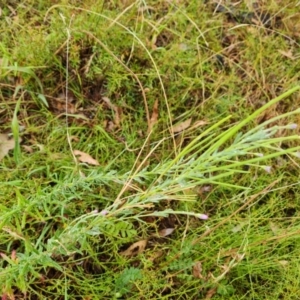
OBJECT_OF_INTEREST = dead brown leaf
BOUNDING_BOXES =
[120,240,147,257]
[147,99,159,134]
[148,250,164,262]
[192,261,204,279]
[157,228,175,237]
[0,133,16,161]
[278,49,295,60]
[22,145,33,153]
[50,92,76,114]
[70,135,80,142]
[172,118,192,133]
[102,96,122,127]
[73,150,99,166]
[106,120,116,132]
[190,120,209,130]
[205,287,217,299]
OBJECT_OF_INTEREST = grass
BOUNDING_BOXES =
[1,0,300,299]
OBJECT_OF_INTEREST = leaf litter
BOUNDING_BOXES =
[102,96,122,127]
[157,227,175,237]
[73,150,99,166]
[0,133,19,161]
[172,118,192,133]
[120,240,148,257]
[120,228,175,257]
[147,99,159,134]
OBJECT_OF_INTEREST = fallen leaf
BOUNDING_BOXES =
[0,133,16,161]
[278,49,296,60]
[190,120,209,130]
[147,99,159,133]
[148,250,164,262]
[22,145,33,153]
[102,96,122,127]
[192,261,204,279]
[172,118,192,133]
[205,287,217,299]
[157,228,175,237]
[50,93,76,114]
[70,135,79,142]
[73,150,99,166]
[106,120,116,132]
[120,240,147,257]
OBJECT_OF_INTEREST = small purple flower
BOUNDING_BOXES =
[196,213,209,220]
[263,166,272,173]
[100,209,109,216]
[287,123,297,130]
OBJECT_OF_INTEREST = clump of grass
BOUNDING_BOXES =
[1,1,300,299]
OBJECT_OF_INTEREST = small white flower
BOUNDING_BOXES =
[256,153,264,157]
[287,123,297,129]
[263,166,272,173]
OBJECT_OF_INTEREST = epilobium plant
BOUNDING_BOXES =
[48,86,300,256]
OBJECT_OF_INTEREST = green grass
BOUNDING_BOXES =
[1,0,300,299]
